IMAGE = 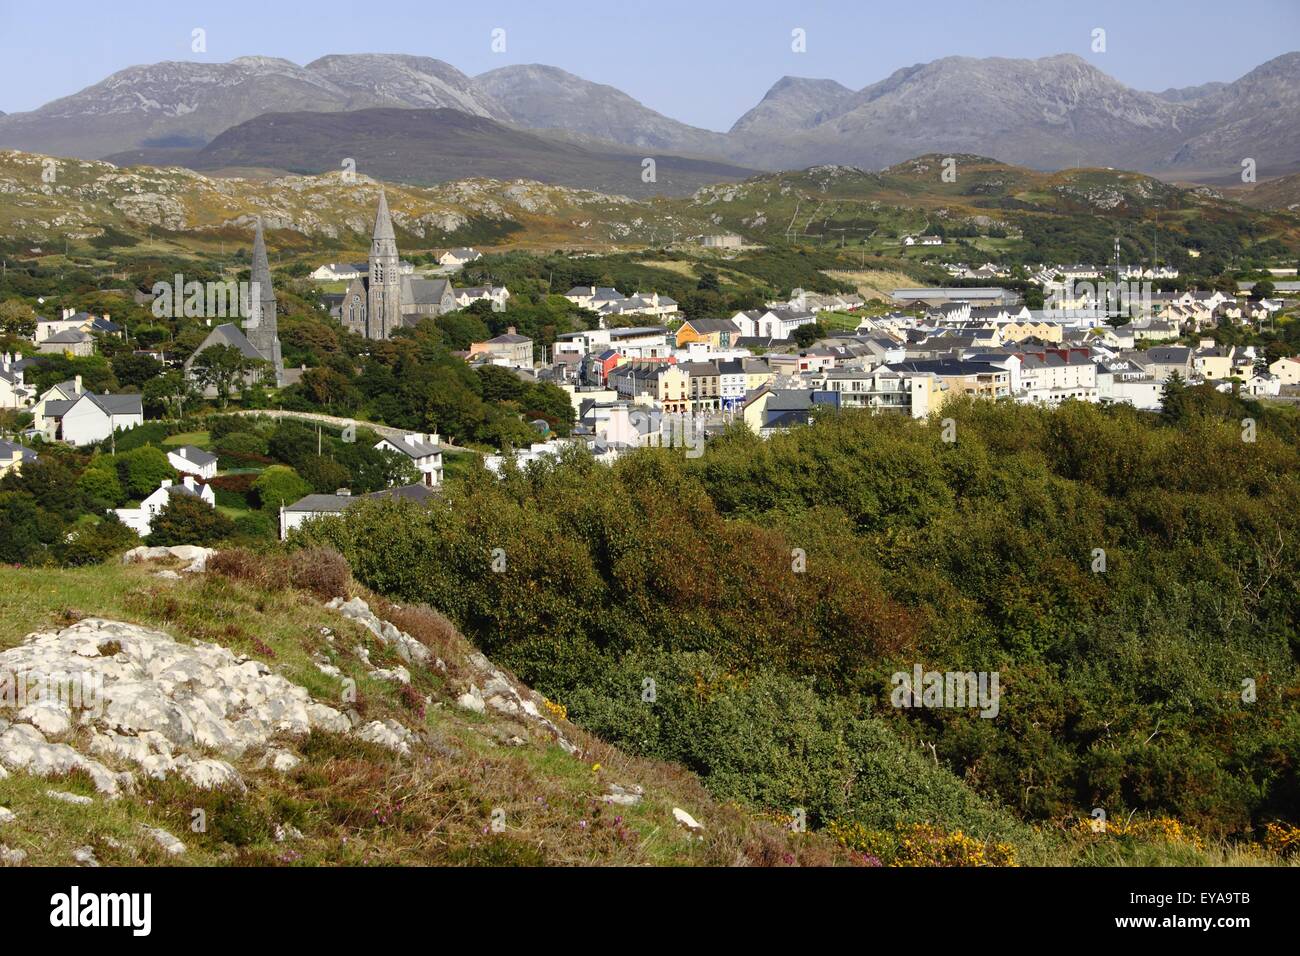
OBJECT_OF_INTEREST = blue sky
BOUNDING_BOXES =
[1,0,1296,128]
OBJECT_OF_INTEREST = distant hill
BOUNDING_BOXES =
[2,51,1297,185]
[3,148,1295,272]
[726,53,1300,178]
[1227,172,1300,214]
[475,63,731,157]
[106,107,757,198]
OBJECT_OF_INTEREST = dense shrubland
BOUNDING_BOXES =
[296,391,1300,855]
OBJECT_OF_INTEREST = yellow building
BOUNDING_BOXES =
[674,318,740,349]
[0,439,37,478]
[1269,355,1300,386]
[1001,320,1063,344]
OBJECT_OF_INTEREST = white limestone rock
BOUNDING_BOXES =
[0,618,350,791]
[673,807,704,831]
[46,790,94,806]
[174,756,244,791]
[0,807,15,824]
[456,685,485,714]
[258,748,300,773]
[141,825,186,856]
[602,784,644,806]
[72,845,100,866]
[0,724,124,796]
[0,845,27,865]
[16,701,73,737]
[356,719,417,756]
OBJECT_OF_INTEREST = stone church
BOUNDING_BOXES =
[340,191,456,340]
[184,218,285,391]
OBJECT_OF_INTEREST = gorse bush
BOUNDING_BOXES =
[295,397,1300,843]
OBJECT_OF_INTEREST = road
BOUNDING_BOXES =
[227,409,479,453]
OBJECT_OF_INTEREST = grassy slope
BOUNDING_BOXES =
[1,559,1291,867]
[0,561,849,866]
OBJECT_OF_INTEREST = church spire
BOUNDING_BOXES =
[250,217,274,305]
[373,190,396,241]
[245,216,283,385]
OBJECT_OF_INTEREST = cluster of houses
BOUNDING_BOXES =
[495,281,1300,460]
[33,308,123,357]
[562,286,679,322]
[310,247,482,281]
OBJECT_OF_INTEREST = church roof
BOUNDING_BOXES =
[373,191,396,242]
[188,323,269,363]
[401,276,452,306]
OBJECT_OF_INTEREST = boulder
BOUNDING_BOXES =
[672,807,704,831]
[141,825,186,856]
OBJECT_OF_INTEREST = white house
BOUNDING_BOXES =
[373,433,443,487]
[453,286,511,312]
[0,353,34,409]
[439,248,481,268]
[43,391,143,446]
[1269,355,1300,386]
[311,262,366,281]
[311,261,414,281]
[278,484,437,539]
[114,477,216,537]
[731,308,819,340]
[167,445,219,480]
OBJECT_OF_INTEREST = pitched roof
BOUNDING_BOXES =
[284,483,437,513]
[0,440,37,463]
[401,276,452,306]
[189,323,267,362]
[378,435,442,458]
[86,392,143,416]
[172,445,218,467]
[43,329,94,344]
[682,318,740,333]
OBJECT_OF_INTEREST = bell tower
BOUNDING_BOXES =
[367,190,402,339]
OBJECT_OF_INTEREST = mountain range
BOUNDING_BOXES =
[0,51,1296,190]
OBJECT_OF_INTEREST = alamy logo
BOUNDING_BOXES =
[0,668,103,716]
[50,886,152,936]
[891,664,1001,718]
[151,276,261,320]
[1045,280,1151,318]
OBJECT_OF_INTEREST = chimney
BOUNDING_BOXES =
[161,479,173,489]
[336,488,352,497]
[74,374,83,394]
[183,476,197,491]
[507,326,516,335]
[430,432,440,446]
[63,307,73,319]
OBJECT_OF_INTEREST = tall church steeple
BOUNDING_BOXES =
[246,217,283,384]
[368,190,402,339]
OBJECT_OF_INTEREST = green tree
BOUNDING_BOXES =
[0,299,37,337]
[117,446,176,499]
[110,352,163,390]
[0,491,47,564]
[77,459,125,510]
[59,513,138,566]
[251,464,312,511]
[142,370,198,419]
[793,321,827,348]
[146,493,235,546]
[1160,372,1190,424]
[191,344,250,408]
